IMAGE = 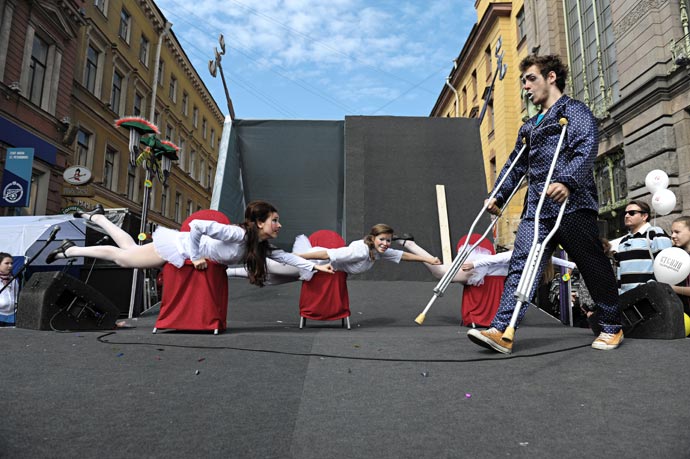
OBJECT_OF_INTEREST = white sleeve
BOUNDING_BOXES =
[380,247,403,264]
[551,256,576,270]
[472,251,512,269]
[188,220,245,261]
[269,249,316,280]
[325,244,361,264]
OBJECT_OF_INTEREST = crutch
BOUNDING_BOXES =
[502,118,569,343]
[415,138,529,325]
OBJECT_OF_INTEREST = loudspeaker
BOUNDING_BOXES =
[16,271,119,331]
[619,282,685,339]
[80,265,143,317]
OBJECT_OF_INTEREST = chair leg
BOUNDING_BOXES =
[213,328,219,335]
[346,316,351,330]
[152,327,157,334]
[299,317,305,329]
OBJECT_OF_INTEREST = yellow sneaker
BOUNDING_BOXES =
[467,328,513,354]
[592,330,624,350]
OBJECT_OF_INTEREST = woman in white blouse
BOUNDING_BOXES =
[0,253,18,325]
[46,201,333,287]
[401,240,575,286]
[227,224,441,283]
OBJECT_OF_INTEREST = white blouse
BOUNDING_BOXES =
[325,239,403,275]
[186,220,316,276]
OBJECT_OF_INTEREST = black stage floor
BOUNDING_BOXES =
[2,279,689,458]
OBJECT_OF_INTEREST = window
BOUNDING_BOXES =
[174,192,182,222]
[133,92,143,116]
[202,118,207,139]
[165,124,174,141]
[182,92,189,116]
[199,158,205,186]
[189,150,196,179]
[161,185,169,217]
[104,147,117,191]
[169,75,177,102]
[461,87,467,115]
[139,35,149,66]
[85,45,100,94]
[76,129,92,166]
[94,0,107,14]
[110,69,123,114]
[157,59,164,86]
[210,129,216,149]
[193,106,198,128]
[187,200,193,219]
[471,70,478,101]
[484,46,492,81]
[127,165,136,201]
[564,0,618,117]
[207,166,213,188]
[595,152,627,239]
[154,110,160,126]
[517,7,526,43]
[119,9,131,43]
[28,35,48,107]
[178,138,186,171]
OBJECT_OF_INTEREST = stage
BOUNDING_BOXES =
[2,279,688,458]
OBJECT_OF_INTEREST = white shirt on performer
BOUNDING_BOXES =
[468,250,575,286]
[171,220,316,277]
[325,239,403,275]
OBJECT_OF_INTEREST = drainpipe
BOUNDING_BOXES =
[149,21,173,120]
[445,59,460,117]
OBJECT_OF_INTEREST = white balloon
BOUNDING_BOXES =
[654,247,690,285]
[645,170,669,193]
[651,188,676,215]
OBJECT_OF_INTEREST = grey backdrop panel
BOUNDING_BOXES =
[222,119,345,251]
[344,116,490,281]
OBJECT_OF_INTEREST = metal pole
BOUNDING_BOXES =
[128,21,172,318]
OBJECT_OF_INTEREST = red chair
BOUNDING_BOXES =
[298,230,350,329]
[457,234,504,328]
[154,210,230,334]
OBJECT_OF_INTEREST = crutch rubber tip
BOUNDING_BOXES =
[559,117,568,126]
[414,313,426,325]
[501,327,515,343]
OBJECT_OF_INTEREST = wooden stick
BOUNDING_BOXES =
[435,184,452,265]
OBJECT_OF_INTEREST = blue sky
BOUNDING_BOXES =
[154,0,476,120]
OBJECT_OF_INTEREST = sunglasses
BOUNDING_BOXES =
[624,210,646,216]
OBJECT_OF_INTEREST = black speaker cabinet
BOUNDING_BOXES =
[16,271,119,331]
[619,282,685,339]
[85,210,142,266]
[80,265,143,317]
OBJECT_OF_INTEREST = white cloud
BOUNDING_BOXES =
[154,0,476,117]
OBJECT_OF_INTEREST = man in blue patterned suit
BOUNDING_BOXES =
[467,54,622,354]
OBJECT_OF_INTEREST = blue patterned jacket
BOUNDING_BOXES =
[492,95,599,219]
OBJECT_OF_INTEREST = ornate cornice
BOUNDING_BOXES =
[613,0,666,40]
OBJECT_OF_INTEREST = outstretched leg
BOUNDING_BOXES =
[402,241,472,283]
[57,242,165,269]
[80,213,138,249]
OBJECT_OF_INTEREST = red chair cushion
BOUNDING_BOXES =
[299,230,350,321]
[155,209,230,331]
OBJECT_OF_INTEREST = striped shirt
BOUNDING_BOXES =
[614,223,672,293]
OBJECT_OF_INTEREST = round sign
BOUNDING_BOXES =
[63,166,92,185]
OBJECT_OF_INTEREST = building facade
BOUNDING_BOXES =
[0,0,224,230]
[70,0,224,229]
[0,0,84,216]
[433,0,690,248]
[430,0,528,250]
